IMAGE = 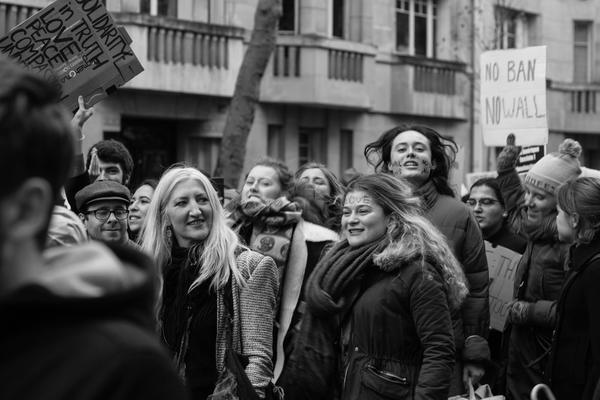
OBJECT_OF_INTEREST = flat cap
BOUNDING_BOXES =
[75,180,131,211]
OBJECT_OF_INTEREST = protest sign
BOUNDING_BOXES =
[516,145,545,174]
[485,241,522,331]
[480,46,548,147]
[0,0,143,111]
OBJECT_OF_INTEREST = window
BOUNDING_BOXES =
[395,0,437,58]
[299,127,327,165]
[267,125,285,160]
[141,0,177,17]
[331,0,344,38]
[340,130,353,171]
[279,0,297,32]
[574,21,592,83]
[140,0,150,13]
[494,7,518,49]
[158,0,177,17]
[186,137,221,176]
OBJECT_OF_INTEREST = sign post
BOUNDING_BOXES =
[480,46,548,147]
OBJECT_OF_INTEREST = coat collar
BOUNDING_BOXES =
[570,235,600,270]
[414,180,438,210]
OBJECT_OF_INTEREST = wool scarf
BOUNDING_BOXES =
[306,238,390,317]
[240,197,302,272]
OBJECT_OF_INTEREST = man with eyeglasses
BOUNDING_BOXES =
[76,180,132,245]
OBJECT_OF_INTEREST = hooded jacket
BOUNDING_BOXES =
[342,241,458,400]
[0,242,187,400]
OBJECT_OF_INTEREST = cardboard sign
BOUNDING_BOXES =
[485,241,522,331]
[0,0,143,111]
[480,46,548,147]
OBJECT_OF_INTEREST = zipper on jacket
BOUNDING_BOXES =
[366,364,409,386]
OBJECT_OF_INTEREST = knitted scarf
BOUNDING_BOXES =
[306,238,390,317]
[237,197,302,272]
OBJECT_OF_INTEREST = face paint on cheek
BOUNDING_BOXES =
[389,160,404,177]
[421,159,432,176]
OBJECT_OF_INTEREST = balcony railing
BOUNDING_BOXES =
[262,35,375,109]
[328,49,363,82]
[414,64,456,95]
[0,2,39,35]
[571,90,597,113]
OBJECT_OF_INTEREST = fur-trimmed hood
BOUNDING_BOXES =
[373,239,469,311]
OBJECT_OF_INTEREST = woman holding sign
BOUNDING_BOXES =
[364,125,490,394]
[467,178,527,394]
[495,135,581,400]
[548,177,600,400]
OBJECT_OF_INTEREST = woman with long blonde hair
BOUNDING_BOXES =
[140,166,279,399]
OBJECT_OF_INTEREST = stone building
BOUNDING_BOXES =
[1,0,597,188]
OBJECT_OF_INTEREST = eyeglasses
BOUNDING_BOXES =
[84,208,129,221]
[466,198,500,207]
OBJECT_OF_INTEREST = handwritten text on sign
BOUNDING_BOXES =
[0,0,143,111]
[485,241,522,331]
[480,46,548,147]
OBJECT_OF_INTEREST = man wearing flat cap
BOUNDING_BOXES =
[76,180,131,245]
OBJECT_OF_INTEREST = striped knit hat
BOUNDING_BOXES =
[524,139,582,195]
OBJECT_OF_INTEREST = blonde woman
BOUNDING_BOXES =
[140,166,278,399]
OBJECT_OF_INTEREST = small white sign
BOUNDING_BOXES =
[480,46,548,147]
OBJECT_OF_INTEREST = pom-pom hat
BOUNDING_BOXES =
[524,139,582,195]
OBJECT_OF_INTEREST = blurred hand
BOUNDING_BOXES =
[463,363,485,388]
[507,300,531,325]
[71,95,94,132]
[496,133,522,172]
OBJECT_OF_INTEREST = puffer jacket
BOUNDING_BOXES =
[342,245,456,400]
[496,168,569,400]
[416,181,490,346]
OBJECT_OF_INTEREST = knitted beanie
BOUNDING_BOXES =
[524,139,582,195]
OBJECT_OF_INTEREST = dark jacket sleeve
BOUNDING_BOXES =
[496,168,526,237]
[460,212,490,340]
[411,264,456,400]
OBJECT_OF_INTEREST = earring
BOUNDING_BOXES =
[502,212,508,218]
[166,225,173,247]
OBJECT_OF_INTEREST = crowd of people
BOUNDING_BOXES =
[1,56,600,400]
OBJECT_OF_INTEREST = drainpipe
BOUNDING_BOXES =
[469,0,476,173]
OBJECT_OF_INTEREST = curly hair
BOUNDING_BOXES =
[364,125,458,196]
[86,139,134,184]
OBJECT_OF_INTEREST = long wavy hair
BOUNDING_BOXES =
[345,173,468,309]
[557,177,600,244]
[140,166,246,292]
[364,125,458,196]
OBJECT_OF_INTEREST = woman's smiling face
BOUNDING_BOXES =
[341,190,388,247]
[388,130,435,187]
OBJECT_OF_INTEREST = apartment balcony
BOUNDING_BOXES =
[374,55,469,120]
[260,35,376,110]
[113,13,244,97]
[547,82,600,134]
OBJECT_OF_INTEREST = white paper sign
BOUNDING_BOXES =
[480,46,548,147]
[485,241,522,331]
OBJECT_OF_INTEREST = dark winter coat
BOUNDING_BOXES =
[416,182,490,347]
[486,222,527,255]
[342,254,456,400]
[549,236,600,400]
[496,168,569,400]
[0,242,187,400]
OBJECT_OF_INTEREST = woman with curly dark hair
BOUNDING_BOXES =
[364,125,490,394]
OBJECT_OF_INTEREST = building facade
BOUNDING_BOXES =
[1,0,597,188]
